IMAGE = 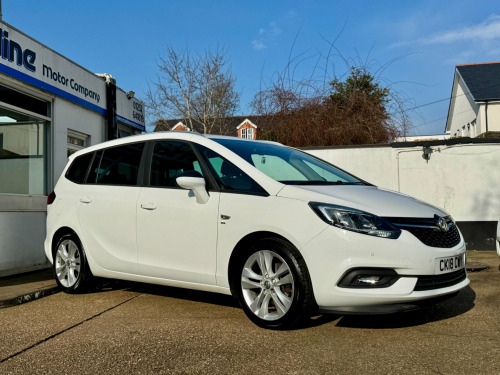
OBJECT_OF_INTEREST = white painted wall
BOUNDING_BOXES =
[0,209,47,277]
[52,98,105,185]
[486,102,500,132]
[306,143,500,222]
[447,76,479,137]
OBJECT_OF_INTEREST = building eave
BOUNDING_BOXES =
[236,119,258,130]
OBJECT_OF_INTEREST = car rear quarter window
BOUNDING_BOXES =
[65,152,94,184]
[95,143,145,186]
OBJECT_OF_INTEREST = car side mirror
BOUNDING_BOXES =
[176,171,209,204]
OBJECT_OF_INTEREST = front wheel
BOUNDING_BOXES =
[53,234,93,293]
[234,238,315,329]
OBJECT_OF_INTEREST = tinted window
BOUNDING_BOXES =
[65,152,94,184]
[150,141,204,188]
[195,144,267,195]
[87,150,102,184]
[96,143,145,185]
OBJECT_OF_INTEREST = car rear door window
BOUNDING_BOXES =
[95,143,145,186]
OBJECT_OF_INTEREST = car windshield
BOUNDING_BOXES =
[212,138,364,185]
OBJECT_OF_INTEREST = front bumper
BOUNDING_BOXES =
[319,291,461,315]
[300,225,469,310]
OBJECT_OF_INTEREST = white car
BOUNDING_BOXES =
[45,132,469,328]
[497,219,500,257]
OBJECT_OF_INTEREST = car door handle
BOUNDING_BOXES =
[140,202,157,210]
[79,196,92,204]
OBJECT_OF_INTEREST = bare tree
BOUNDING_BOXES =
[251,38,415,146]
[147,46,240,133]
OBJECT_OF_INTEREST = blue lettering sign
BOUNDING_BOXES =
[0,28,36,72]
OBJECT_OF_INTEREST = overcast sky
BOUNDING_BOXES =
[3,0,499,135]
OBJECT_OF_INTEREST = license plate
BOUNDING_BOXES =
[435,254,465,274]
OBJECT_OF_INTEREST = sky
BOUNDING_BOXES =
[3,0,500,135]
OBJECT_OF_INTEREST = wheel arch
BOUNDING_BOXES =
[227,231,305,297]
[51,226,80,257]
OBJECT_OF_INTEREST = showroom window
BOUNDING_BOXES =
[0,91,50,195]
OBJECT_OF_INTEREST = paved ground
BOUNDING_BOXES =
[0,251,499,374]
[0,269,57,308]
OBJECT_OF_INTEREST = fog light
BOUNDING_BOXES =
[354,275,381,285]
[337,268,399,288]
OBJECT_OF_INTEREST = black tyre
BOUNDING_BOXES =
[53,233,94,293]
[233,238,315,329]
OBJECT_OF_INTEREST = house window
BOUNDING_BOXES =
[241,128,254,139]
[67,130,89,157]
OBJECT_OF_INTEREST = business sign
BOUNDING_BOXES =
[0,21,107,114]
[116,90,146,131]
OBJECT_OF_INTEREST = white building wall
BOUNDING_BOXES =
[0,212,47,276]
[52,99,105,183]
[485,102,500,132]
[447,76,479,137]
[312,147,396,189]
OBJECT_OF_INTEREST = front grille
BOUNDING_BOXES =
[414,269,467,291]
[386,216,461,248]
[402,224,461,248]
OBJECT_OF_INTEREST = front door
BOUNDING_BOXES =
[136,140,219,285]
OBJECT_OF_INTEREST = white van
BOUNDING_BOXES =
[45,132,469,328]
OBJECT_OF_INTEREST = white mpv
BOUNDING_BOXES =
[45,132,469,328]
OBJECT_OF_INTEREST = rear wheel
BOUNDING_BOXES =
[234,238,315,329]
[53,234,93,293]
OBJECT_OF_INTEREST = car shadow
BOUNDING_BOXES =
[91,280,475,330]
[333,286,476,329]
[126,282,240,309]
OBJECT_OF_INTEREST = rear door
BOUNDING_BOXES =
[76,142,145,274]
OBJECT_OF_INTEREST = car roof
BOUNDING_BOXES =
[205,134,283,146]
[69,132,284,160]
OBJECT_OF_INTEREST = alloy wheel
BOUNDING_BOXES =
[241,250,295,321]
[55,239,82,288]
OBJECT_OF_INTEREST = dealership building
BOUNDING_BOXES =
[0,20,145,276]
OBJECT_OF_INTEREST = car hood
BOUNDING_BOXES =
[277,185,449,218]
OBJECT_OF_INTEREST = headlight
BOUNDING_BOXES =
[309,202,401,239]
